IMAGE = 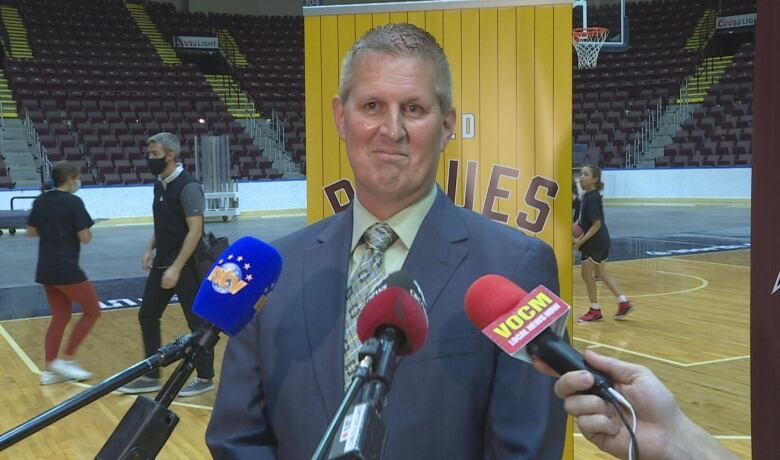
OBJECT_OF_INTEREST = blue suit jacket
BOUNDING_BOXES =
[206,190,566,459]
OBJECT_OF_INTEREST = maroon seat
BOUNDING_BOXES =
[701,155,719,166]
[0,176,15,189]
[81,134,101,150]
[63,147,81,161]
[114,159,132,173]
[89,146,107,162]
[79,174,95,186]
[102,173,122,185]
[139,172,156,184]
[654,155,672,167]
[121,172,139,184]
[267,168,283,179]
[717,154,735,166]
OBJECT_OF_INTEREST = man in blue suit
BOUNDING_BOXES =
[207,23,566,459]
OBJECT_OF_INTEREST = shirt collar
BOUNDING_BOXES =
[160,163,184,190]
[351,185,438,253]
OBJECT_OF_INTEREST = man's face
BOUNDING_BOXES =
[146,142,173,162]
[332,52,455,213]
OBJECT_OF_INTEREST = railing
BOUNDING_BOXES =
[625,98,663,167]
[623,78,692,168]
[0,101,5,157]
[23,109,50,182]
[675,77,692,128]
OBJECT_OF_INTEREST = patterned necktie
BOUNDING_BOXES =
[344,222,398,387]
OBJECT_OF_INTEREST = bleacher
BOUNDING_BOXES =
[658,43,754,167]
[3,0,270,186]
[574,0,755,169]
[0,0,758,188]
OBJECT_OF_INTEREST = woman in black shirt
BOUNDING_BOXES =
[27,162,101,384]
[573,165,635,322]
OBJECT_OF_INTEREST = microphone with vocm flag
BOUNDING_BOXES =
[0,236,282,457]
[312,271,429,460]
[464,274,641,460]
[464,274,612,396]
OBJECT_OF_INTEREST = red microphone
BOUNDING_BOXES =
[356,271,429,356]
[465,274,613,396]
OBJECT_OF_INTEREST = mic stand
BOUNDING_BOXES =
[360,326,400,412]
[327,327,402,460]
[0,332,199,451]
[96,325,221,459]
[311,339,379,460]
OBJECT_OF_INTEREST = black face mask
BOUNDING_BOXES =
[148,157,167,176]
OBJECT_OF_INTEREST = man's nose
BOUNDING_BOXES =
[378,106,405,141]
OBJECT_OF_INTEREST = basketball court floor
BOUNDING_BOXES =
[0,202,751,458]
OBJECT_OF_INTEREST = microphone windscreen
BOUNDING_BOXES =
[464,274,529,329]
[356,271,429,355]
[192,236,283,335]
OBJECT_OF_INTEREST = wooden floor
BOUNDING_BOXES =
[0,250,750,459]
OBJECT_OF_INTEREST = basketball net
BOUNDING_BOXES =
[572,27,609,69]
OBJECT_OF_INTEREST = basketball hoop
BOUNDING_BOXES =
[572,27,609,69]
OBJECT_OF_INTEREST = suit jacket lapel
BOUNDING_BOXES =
[403,190,469,316]
[303,208,353,417]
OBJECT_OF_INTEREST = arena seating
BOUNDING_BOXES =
[209,12,306,165]
[574,0,754,169]
[4,0,270,186]
[657,43,753,167]
[146,2,303,176]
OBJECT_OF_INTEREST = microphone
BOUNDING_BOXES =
[99,236,283,457]
[324,271,429,460]
[356,270,429,357]
[1,237,284,455]
[192,236,283,335]
[464,274,612,397]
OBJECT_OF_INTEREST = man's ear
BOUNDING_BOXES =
[332,95,346,141]
[440,107,456,151]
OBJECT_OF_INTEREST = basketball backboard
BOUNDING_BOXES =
[573,0,629,52]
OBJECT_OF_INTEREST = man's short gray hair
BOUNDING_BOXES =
[146,132,180,155]
[339,23,452,112]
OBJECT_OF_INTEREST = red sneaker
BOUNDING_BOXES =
[577,308,603,323]
[614,301,635,320]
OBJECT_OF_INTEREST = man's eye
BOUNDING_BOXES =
[408,104,419,113]
[366,102,378,111]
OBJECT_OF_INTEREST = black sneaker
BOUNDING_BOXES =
[117,376,162,394]
[178,377,214,397]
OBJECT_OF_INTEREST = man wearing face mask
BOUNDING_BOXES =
[28,161,101,385]
[117,132,215,397]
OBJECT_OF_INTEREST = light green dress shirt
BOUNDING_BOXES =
[348,185,438,280]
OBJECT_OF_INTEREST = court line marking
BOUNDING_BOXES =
[574,337,688,367]
[667,256,750,269]
[574,338,750,368]
[0,320,214,411]
[0,322,41,374]
[573,270,709,301]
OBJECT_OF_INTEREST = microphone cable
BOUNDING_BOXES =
[604,387,640,460]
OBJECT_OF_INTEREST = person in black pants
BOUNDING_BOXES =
[118,132,214,397]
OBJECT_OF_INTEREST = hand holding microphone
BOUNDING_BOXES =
[464,274,638,459]
[552,350,739,460]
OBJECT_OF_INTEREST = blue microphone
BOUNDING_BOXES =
[192,236,283,335]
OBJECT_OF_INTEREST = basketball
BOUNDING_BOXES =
[573,223,584,238]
